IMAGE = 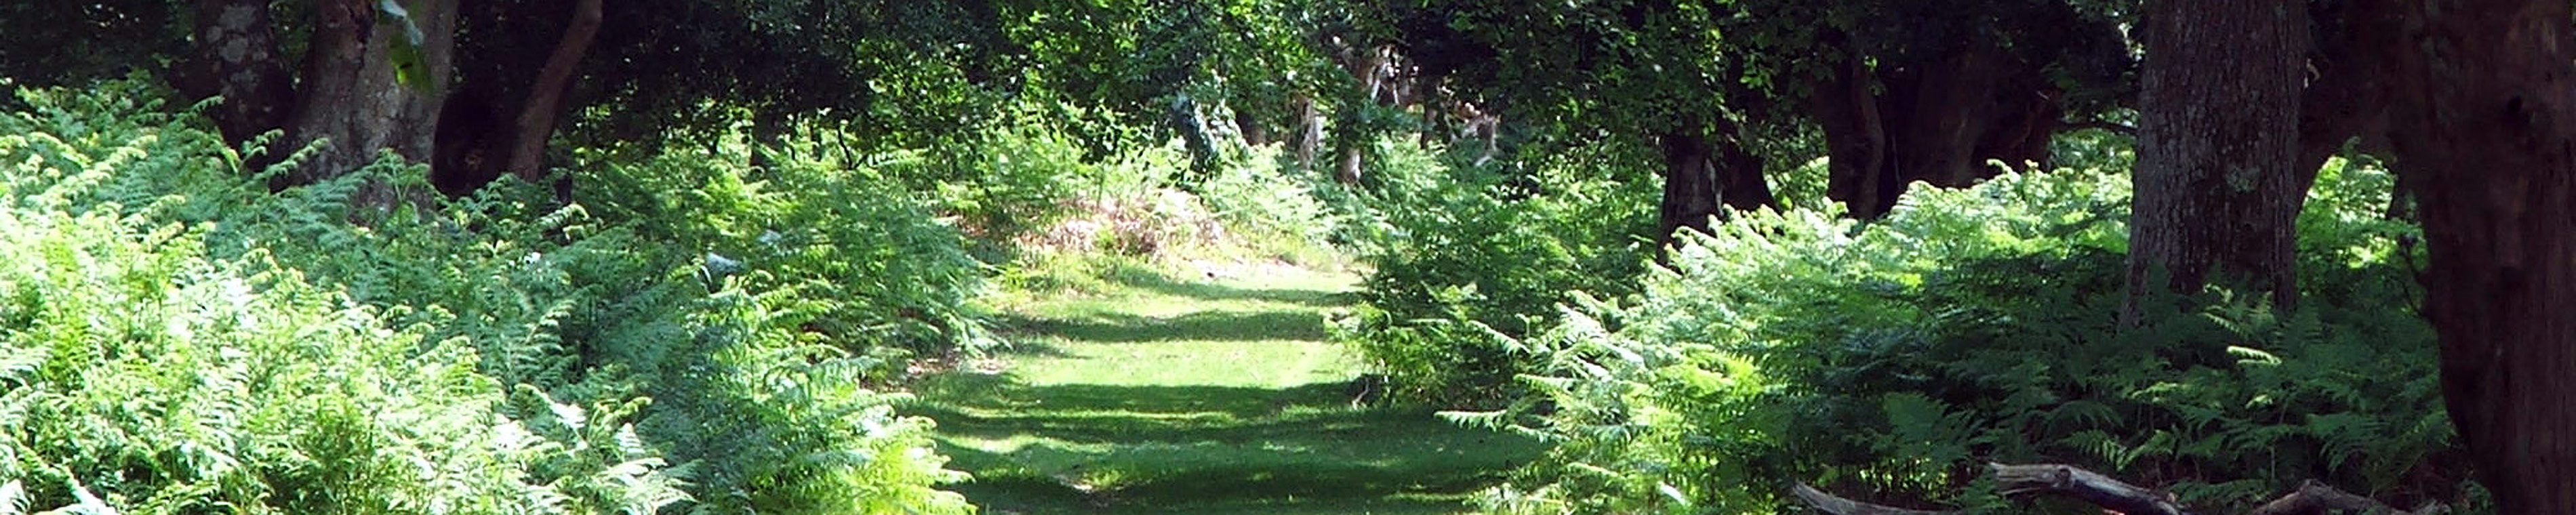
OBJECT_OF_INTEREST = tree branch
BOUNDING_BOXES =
[2246,480,2444,515]
[506,0,605,181]
[2066,120,2139,136]
[1990,463,2192,515]
[1792,483,1953,515]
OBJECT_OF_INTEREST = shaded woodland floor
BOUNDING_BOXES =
[915,267,1542,514]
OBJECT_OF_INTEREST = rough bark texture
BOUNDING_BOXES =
[2350,0,2576,510]
[186,0,296,149]
[1659,132,1723,243]
[2126,0,2304,315]
[1810,37,2059,219]
[281,0,458,188]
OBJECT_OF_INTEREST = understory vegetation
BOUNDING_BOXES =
[0,79,980,514]
[1344,146,2474,512]
[9,0,2565,511]
[0,75,1354,515]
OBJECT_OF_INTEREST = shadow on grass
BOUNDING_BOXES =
[1113,272,1358,309]
[912,373,1542,514]
[996,310,1333,343]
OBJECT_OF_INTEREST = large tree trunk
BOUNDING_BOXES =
[1814,53,1895,218]
[281,0,458,188]
[2290,0,2389,192]
[1810,37,2058,219]
[185,0,296,151]
[2353,0,2576,509]
[1657,124,1777,245]
[2125,0,2305,316]
[1658,131,1724,243]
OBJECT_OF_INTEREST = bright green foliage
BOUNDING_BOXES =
[1459,165,2466,513]
[1196,143,1337,249]
[1333,139,1658,406]
[930,107,1095,243]
[0,89,669,514]
[584,133,999,360]
[0,79,978,514]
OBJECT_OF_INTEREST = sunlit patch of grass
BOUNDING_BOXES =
[923,266,1539,514]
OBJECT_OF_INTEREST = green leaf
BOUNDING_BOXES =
[376,0,431,91]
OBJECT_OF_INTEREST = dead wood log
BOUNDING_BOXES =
[1794,463,2442,515]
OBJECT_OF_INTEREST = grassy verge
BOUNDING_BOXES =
[917,266,1540,514]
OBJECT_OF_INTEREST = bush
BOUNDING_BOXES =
[1462,164,2468,514]
[0,78,978,514]
[0,87,677,514]
[1333,138,1658,406]
[1196,142,1340,259]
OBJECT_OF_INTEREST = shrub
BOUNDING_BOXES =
[0,95,677,514]
[1333,138,1658,406]
[1462,164,2468,514]
[0,77,978,514]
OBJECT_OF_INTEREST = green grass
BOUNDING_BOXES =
[919,265,1541,514]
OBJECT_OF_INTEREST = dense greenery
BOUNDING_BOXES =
[0,79,976,514]
[11,0,2575,511]
[1438,163,2466,513]
[1332,139,1657,405]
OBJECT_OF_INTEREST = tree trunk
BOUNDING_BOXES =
[1815,53,1895,218]
[2353,0,2576,509]
[1810,37,2061,219]
[2290,0,2389,194]
[186,0,295,152]
[1659,131,1723,243]
[2125,0,2304,317]
[1294,94,1322,173]
[1235,107,1268,147]
[1712,125,1777,213]
[1331,46,1388,186]
[504,0,603,183]
[281,0,457,188]
[1657,125,1776,246]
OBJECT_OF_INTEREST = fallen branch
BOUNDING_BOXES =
[1795,463,2442,515]
[1790,483,1949,515]
[1990,463,2190,515]
[2067,120,2140,136]
[2247,480,2446,515]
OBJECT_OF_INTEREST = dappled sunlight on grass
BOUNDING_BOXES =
[919,266,1539,514]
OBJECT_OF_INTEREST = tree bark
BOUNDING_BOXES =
[1815,52,1894,218]
[1294,94,1322,173]
[1331,45,1388,186]
[186,0,295,151]
[280,0,457,188]
[2351,0,2576,509]
[1810,37,2057,220]
[504,0,603,183]
[2290,0,2390,194]
[1794,464,2441,515]
[1659,131,1724,243]
[1657,124,1777,246]
[2124,0,2304,317]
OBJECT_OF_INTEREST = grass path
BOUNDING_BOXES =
[914,266,1541,514]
